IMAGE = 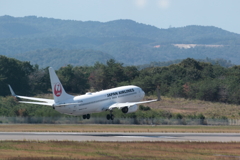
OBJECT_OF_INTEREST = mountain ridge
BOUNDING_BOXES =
[1,15,240,68]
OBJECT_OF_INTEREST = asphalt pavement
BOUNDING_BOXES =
[1,132,240,142]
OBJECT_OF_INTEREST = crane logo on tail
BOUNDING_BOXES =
[54,83,62,97]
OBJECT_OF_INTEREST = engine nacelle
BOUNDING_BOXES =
[121,105,138,114]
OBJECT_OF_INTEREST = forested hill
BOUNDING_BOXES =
[13,49,114,69]
[1,15,239,42]
[1,15,240,68]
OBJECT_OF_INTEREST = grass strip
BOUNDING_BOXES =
[0,140,240,160]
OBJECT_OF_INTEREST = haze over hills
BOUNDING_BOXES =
[1,15,240,68]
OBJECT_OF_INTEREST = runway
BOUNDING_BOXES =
[1,132,240,142]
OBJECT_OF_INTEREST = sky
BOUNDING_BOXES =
[1,0,240,34]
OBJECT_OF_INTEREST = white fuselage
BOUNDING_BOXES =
[55,85,145,116]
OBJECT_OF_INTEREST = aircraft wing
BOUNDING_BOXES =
[16,98,81,107]
[15,96,54,103]
[8,85,54,106]
[8,85,83,106]
[108,99,157,110]
[19,101,54,106]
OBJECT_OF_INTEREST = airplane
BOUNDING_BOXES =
[8,67,158,120]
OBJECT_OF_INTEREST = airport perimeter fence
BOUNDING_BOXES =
[0,116,240,125]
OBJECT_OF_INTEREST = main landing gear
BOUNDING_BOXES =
[82,114,90,119]
[106,110,114,120]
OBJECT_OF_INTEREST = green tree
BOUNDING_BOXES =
[28,66,50,94]
[57,65,89,94]
[0,55,34,96]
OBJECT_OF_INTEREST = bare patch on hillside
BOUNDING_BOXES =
[173,44,224,49]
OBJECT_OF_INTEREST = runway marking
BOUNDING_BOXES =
[115,136,150,138]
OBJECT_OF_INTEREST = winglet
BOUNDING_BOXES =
[8,85,16,96]
[156,85,161,101]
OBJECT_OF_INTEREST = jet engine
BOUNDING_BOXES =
[121,105,138,114]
